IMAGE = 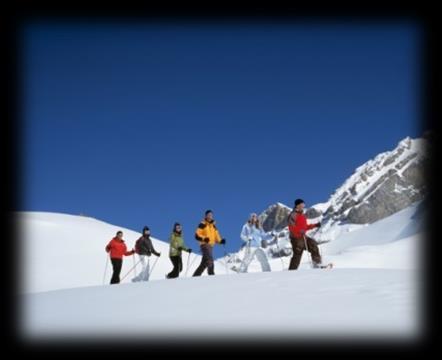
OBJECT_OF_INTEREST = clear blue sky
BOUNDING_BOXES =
[22,21,422,258]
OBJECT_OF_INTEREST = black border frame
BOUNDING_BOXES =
[3,2,439,355]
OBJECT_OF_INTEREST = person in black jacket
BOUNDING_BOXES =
[132,226,161,282]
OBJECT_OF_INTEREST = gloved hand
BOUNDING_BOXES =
[220,238,226,245]
[187,248,192,253]
[203,237,210,243]
[300,230,306,235]
[178,247,184,251]
[316,223,321,228]
[155,252,161,257]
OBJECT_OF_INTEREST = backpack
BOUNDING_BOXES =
[135,238,142,255]
[288,211,298,238]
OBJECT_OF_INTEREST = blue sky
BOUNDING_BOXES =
[22,21,421,258]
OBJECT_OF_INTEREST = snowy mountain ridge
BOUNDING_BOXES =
[256,136,427,236]
[321,136,427,225]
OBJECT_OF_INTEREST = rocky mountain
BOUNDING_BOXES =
[322,136,428,225]
[257,135,428,238]
[258,202,292,232]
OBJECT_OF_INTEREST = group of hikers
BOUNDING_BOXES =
[105,199,324,284]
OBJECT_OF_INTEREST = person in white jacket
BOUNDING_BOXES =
[239,213,272,273]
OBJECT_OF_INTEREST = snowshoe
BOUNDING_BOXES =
[313,262,333,269]
[316,240,331,245]
[230,265,240,273]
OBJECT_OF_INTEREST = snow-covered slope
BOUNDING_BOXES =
[22,268,420,341]
[18,202,424,341]
[320,202,422,254]
[17,212,201,293]
[222,201,423,273]
[228,136,427,276]
[17,198,423,295]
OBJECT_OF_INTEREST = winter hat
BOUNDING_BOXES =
[142,226,150,232]
[205,210,213,216]
[173,222,181,231]
[294,199,305,207]
[249,212,258,220]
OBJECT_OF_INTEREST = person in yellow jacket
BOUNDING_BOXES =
[192,210,226,276]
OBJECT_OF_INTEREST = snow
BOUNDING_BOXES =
[22,269,420,341]
[221,201,423,273]
[320,202,423,256]
[325,234,419,270]
[276,202,291,209]
[310,202,330,213]
[17,200,424,341]
[17,212,202,294]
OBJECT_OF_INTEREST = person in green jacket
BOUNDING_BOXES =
[166,223,192,279]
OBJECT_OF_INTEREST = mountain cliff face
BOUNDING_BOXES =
[258,136,428,234]
[258,203,292,232]
[322,136,428,225]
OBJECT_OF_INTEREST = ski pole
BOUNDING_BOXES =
[102,255,109,285]
[148,255,160,280]
[303,234,314,269]
[222,244,230,275]
[185,252,192,277]
[133,253,137,276]
[317,241,325,266]
[273,235,286,271]
[187,252,198,276]
[121,258,142,282]
[237,239,251,274]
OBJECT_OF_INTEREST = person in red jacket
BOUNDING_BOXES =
[287,199,322,270]
[105,231,135,284]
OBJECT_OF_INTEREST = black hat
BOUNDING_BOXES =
[294,199,305,207]
[173,222,182,232]
[143,226,150,232]
[205,210,213,216]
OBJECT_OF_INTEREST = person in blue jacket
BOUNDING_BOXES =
[239,213,272,273]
